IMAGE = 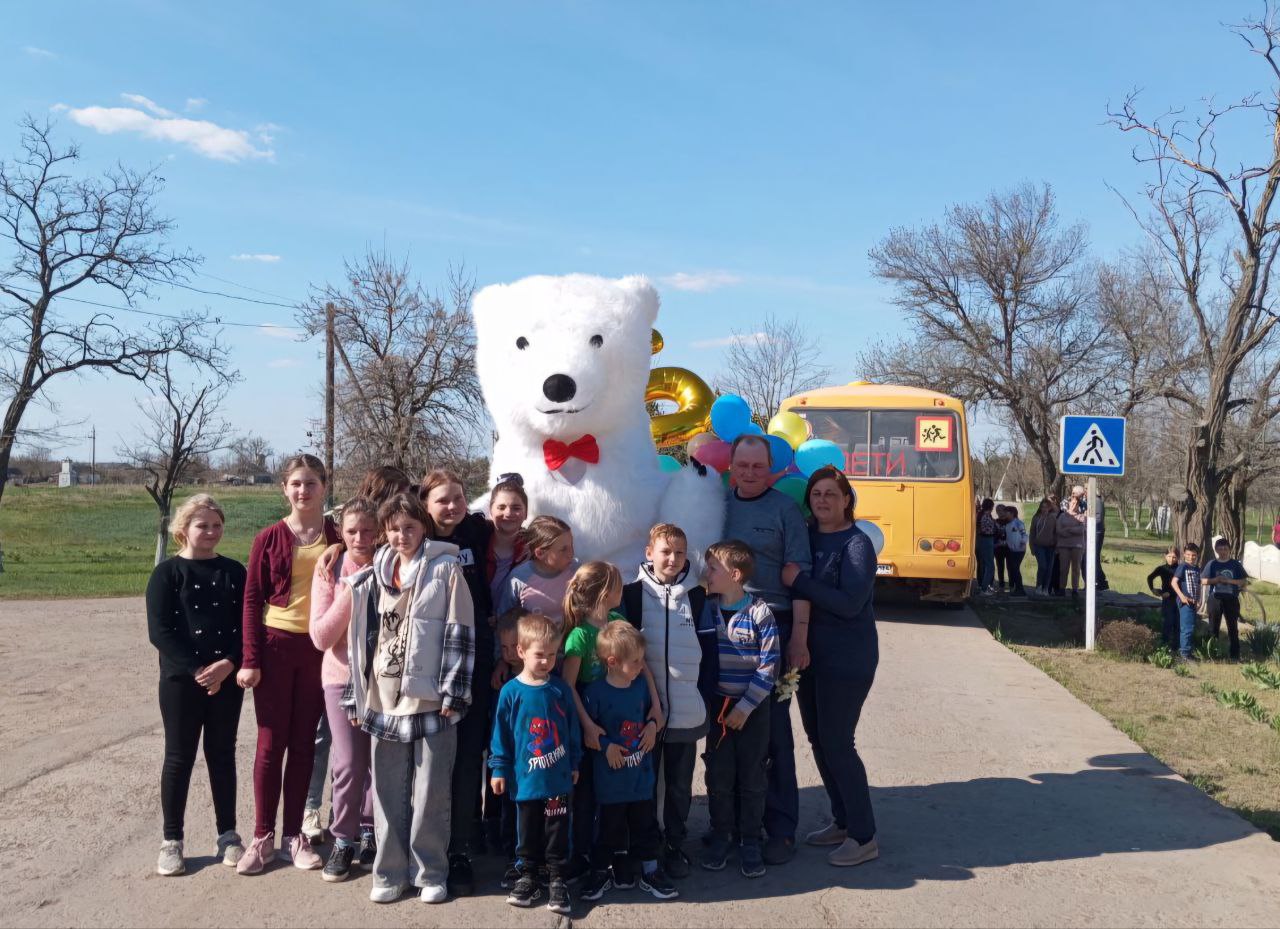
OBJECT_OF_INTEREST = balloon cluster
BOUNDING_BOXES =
[656,391,847,506]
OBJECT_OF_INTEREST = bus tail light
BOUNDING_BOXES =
[946,539,961,552]
[933,539,946,551]
[919,539,932,551]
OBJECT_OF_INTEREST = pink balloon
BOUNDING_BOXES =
[686,431,717,457]
[692,438,733,473]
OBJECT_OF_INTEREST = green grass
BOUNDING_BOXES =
[0,484,286,599]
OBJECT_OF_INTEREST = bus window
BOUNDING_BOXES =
[797,408,962,481]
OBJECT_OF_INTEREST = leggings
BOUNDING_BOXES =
[159,675,244,841]
[251,627,326,839]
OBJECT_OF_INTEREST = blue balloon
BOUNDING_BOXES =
[766,434,794,473]
[743,422,765,436]
[710,394,753,441]
[656,454,682,474]
[795,439,845,477]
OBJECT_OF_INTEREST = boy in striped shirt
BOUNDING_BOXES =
[699,540,780,879]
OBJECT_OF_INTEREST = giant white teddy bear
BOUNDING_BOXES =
[472,274,725,574]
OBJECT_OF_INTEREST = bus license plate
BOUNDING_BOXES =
[875,563,893,576]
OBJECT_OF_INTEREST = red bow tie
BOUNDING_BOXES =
[544,435,600,471]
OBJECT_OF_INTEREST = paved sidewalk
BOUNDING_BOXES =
[1,597,1277,927]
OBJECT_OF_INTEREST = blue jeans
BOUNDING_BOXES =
[976,536,995,590]
[763,613,798,844]
[1178,603,1198,658]
[306,710,332,812]
[1033,545,1054,589]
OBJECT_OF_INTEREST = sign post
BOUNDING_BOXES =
[1059,415,1127,650]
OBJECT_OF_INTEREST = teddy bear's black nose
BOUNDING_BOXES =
[542,374,577,404]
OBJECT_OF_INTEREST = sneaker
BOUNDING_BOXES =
[216,830,245,867]
[286,834,323,870]
[500,864,521,889]
[357,830,377,867]
[156,840,185,876]
[700,834,732,871]
[447,853,475,897]
[828,836,879,867]
[506,874,543,908]
[322,843,354,883]
[639,867,679,899]
[762,836,796,865]
[662,843,692,879]
[419,883,448,904]
[236,833,276,875]
[369,880,409,904]
[805,822,847,847]
[580,869,612,901]
[739,842,766,878]
[547,878,571,915]
[301,807,325,844]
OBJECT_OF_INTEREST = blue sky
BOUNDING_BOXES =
[2,1,1265,461]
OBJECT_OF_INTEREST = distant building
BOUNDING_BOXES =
[58,458,79,488]
[4,467,23,486]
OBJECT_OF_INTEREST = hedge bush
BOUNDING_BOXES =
[1097,620,1157,660]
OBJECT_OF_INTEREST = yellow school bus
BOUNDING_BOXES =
[779,382,974,603]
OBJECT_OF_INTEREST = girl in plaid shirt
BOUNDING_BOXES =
[344,492,475,904]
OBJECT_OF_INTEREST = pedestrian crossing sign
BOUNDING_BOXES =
[1059,415,1126,476]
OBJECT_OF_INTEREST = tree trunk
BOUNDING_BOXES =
[1218,478,1246,557]
[1174,427,1216,550]
[154,511,170,566]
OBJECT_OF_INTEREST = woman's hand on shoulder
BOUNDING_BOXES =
[316,543,345,582]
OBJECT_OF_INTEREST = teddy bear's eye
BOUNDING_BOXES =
[590,334,603,348]
[516,336,529,350]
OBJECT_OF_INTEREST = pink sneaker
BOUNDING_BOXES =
[236,832,276,875]
[286,834,323,870]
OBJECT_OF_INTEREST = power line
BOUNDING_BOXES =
[194,270,303,304]
[168,279,299,309]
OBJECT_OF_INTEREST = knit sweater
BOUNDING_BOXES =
[309,552,370,687]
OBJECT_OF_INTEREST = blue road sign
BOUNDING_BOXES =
[1060,415,1126,476]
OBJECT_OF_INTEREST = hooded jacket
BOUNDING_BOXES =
[345,541,475,730]
[1055,507,1087,549]
[620,563,715,741]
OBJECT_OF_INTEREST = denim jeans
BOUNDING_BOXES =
[1033,545,1054,590]
[1178,603,1198,658]
[763,613,797,843]
[976,536,995,590]
[371,725,457,890]
[306,710,332,812]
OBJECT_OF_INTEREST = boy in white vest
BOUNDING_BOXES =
[619,523,717,879]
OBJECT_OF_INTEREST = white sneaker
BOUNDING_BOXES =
[370,881,409,904]
[301,807,325,843]
[420,883,448,904]
[217,831,245,867]
[156,840,185,876]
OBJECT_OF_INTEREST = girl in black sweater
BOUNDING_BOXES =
[145,494,247,876]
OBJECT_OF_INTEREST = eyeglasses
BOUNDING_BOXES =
[496,472,524,487]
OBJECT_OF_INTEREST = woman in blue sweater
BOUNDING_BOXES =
[781,465,879,869]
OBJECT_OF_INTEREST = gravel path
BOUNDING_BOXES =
[2,597,1277,928]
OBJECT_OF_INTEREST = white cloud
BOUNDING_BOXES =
[231,253,282,263]
[691,332,767,350]
[255,122,283,145]
[58,100,274,162]
[23,46,56,59]
[120,93,173,117]
[258,324,296,339]
[267,358,301,368]
[660,270,742,293]
[185,97,208,112]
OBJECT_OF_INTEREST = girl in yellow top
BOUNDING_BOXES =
[235,454,340,875]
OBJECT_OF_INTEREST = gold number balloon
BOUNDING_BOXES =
[646,329,714,448]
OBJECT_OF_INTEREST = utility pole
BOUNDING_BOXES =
[324,301,335,508]
[90,425,96,487]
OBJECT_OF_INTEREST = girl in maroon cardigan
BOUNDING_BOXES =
[236,454,341,875]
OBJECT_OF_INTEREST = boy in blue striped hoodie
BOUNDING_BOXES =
[698,540,780,878]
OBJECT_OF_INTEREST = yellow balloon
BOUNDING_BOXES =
[768,411,810,450]
[650,329,665,355]
[647,366,714,447]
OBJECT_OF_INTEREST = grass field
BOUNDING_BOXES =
[0,484,287,599]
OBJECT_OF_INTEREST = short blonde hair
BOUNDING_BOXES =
[517,613,562,651]
[596,620,645,664]
[171,494,225,547]
[705,540,755,581]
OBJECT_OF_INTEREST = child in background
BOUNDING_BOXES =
[618,523,716,879]
[308,497,380,882]
[496,516,579,628]
[993,505,1011,593]
[1203,538,1248,661]
[579,622,678,902]
[490,615,582,915]
[345,493,476,905]
[698,541,780,879]
[1003,505,1028,596]
[237,454,341,876]
[146,494,247,876]
[1147,547,1180,650]
[1170,542,1203,661]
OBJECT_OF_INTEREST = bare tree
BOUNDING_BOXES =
[1107,6,1280,549]
[298,249,484,476]
[224,432,274,477]
[714,314,833,423]
[858,182,1103,497]
[120,356,236,564]
[0,117,207,506]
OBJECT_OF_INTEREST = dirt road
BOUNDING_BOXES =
[2,598,1277,928]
